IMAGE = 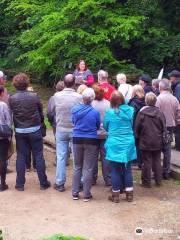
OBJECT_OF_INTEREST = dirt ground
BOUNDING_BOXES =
[0,149,180,240]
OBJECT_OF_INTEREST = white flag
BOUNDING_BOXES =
[158,67,164,80]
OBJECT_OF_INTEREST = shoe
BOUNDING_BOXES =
[40,181,51,190]
[108,191,120,203]
[163,173,170,180]
[72,194,79,200]
[0,184,9,192]
[126,191,133,202]
[54,183,65,192]
[15,185,24,191]
[83,195,93,202]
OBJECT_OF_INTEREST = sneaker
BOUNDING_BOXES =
[0,184,9,192]
[15,185,24,191]
[54,183,65,192]
[83,195,93,202]
[72,194,79,200]
[40,181,51,190]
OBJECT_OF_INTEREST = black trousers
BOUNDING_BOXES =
[174,125,180,151]
[141,150,162,186]
[0,139,10,185]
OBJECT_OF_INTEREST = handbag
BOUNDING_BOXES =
[163,130,173,145]
[0,124,13,138]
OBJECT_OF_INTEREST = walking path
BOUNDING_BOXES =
[1,148,180,240]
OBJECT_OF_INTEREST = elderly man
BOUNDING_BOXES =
[139,74,153,95]
[156,78,180,179]
[168,70,180,150]
[53,74,82,192]
[98,70,115,101]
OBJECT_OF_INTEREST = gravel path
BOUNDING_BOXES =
[0,150,180,240]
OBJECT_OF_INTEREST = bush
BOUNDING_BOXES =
[42,234,87,240]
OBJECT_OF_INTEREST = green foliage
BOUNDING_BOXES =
[42,234,87,240]
[0,0,180,84]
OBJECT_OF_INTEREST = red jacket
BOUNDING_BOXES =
[100,82,115,101]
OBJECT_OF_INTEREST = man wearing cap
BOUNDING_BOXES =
[0,71,9,104]
[169,70,180,151]
[139,74,154,95]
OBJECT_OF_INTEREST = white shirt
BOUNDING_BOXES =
[118,83,133,101]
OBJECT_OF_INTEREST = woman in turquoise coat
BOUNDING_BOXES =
[103,91,136,203]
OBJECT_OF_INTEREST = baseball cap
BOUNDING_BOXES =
[168,70,180,78]
[139,74,152,83]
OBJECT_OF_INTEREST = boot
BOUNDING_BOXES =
[126,190,133,202]
[108,191,120,203]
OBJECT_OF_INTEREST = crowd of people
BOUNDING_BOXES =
[0,59,180,204]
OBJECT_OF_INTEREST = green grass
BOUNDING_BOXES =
[175,180,180,185]
[42,234,87,240]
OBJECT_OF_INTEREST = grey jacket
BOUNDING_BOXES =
[0,101,12,139]
[54,88,82,132]
[156,91,180,127]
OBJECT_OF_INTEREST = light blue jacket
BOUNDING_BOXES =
[103,104,136,163]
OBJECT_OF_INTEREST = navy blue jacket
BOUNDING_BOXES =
[172,79,180,103]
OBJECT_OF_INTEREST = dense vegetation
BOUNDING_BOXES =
[0,0,180,85]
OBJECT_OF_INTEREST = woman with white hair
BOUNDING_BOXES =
[116,73,133,102]
[71,88,100,201]
[128,85,145,169]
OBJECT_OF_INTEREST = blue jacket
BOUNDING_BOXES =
[71,104,100,138]
[103,104,136,163]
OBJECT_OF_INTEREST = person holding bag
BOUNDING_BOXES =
[0,86,12,191]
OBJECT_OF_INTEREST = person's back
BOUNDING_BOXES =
[54,89,82,132]
[92,98,110,122]
[9,91,43,128]
[156,89,179,127]
[104,104,134,137]
[98,70,115,101]
[135,106,165,150]
[72,104,100,138]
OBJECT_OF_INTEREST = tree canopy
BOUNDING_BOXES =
[0,0,180,85]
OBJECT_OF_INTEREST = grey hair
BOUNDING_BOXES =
[98,70,108,82]
[145,92,157,106]
[82,87,95,103]
[159,78,171,91]
[152,78,160,88]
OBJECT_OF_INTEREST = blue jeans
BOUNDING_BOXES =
[55,130,72,186]
[110,161,133,191]
[15,129,48,187]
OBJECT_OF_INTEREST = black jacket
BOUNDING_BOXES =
[134,106,166,151]
[128,96,146,124]
[171,79,180,103]
[9,90,44,128]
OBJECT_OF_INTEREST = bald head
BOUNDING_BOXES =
[64,74,75,88]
